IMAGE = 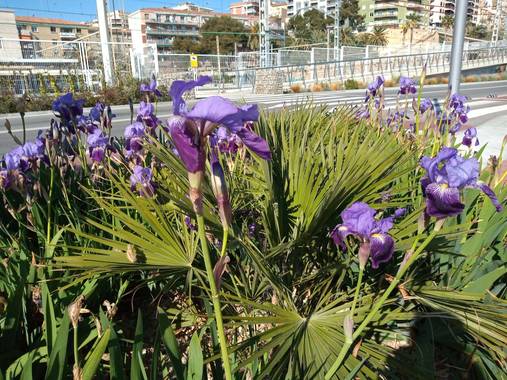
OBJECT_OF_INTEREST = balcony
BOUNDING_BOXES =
[374,3,399,10]
[60,32,76,39]
[145,17,200,26]
[146,29,199,37]
[374,11,398,18]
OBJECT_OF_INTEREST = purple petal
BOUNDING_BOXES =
[477,182,503,212]
[425,183,464,218]
[340,202,377,237]
[170,76,212,115]
[90,147,105,162]
[331,225,352,250]
[369,233,394,269]
[167,117,204,173]
[445,156,479,188]
[234,127,271,160]
[185,96,241,124]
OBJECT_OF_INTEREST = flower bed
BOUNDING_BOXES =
[0,74,506,379]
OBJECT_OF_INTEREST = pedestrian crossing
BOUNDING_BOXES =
[216,90,507,117]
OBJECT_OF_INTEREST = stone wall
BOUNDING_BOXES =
[254,69,284,94]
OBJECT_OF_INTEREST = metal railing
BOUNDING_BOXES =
[245,46,507,89]
[0,38,135,95]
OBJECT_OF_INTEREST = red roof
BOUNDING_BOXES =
[16,16,88,26]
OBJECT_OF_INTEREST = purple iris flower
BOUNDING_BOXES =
[52,93,84,123]
[448,93,470,124]
[184,215,197,231]
[167,76,271,174]
[365,76,384,100]
[399,76,417,95]
[87,128,109,162]
[140,78,162,97]
[124,122,145,154]
[130,165,156,197]
[137,101,159,129]
[89,102,116,123]
[4,149,22,171]
[462,127,479,148]
[419,98,433,113]
[331,202,400,269]
[0,169,10,189]
[420,147,503,218]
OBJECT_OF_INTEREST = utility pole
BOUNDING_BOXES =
[491,0,502,45]
[448,0,467,94]
[259,0,270,67]
[96,0,114,85]
[334,0,340,60]
[216,35,223,92]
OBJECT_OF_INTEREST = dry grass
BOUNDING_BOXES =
[290,84,302,93]
[311,83,324,92]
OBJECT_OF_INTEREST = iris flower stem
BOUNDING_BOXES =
[220,228,229,257]
[73,325,79,368]
[46,162,55,257]
[196,214,233,380]
[324,229,438,379]
[350,266,364,319]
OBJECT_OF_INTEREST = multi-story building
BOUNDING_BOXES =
[89,10,130,43]
[0,10,23,60]
[230,0,260,16]
[15,15,89,58]
[429,0,482,27]
[129,5,255,53]
[359,0,430,30]
[287,0,337,18]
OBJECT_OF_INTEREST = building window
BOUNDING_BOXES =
[52,40,57,46]
[76,28,81,33]
[50,26,57,32]
[31,25,38,32]
[0,39,3,49]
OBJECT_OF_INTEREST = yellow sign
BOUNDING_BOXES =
[190,54,198,68]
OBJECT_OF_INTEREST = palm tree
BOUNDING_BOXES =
[248,23,259,50]
[402,13,422,47]
[441,15,454,42]
[369,26,388,46]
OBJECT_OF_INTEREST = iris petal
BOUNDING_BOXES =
[234,127,271,160]
[340,202,377,238]
[170,76,212,115]
[167,117,205,173]
[477,182,503,212]
[369,233,394,269]
[425,183,464,218]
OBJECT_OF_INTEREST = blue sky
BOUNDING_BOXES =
[1,0,232,21]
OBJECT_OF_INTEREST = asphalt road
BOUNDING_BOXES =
[1,80,507,155]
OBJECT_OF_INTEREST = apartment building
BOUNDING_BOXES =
[129,6,255,53]
[230,0,260,16]
[0,10,23,60]
[89,10,130,43]
[359,0,430,30]
[287,0,338,18]
[429,0,482,27]
[15,15,89,59]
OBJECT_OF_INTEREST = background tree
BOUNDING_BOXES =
[171,36,201,53]
[368,26,388,46]
[248,23,259,50]
[402,13,422,46]
[199,16,248,54]
[340,0,364,30]
[466,22,489,40]
[441,15,454,42]
[287,9,333,44]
